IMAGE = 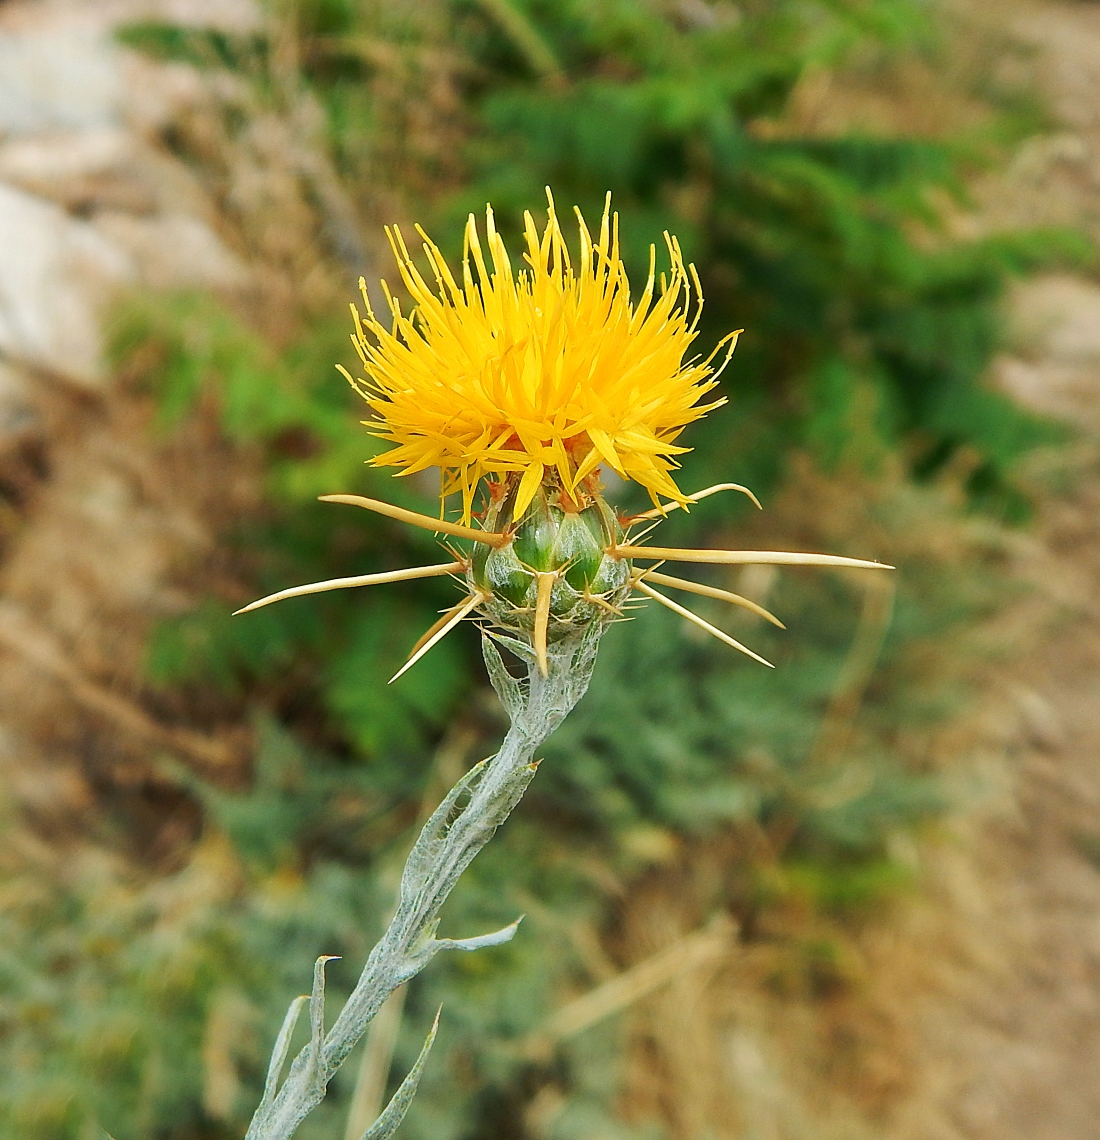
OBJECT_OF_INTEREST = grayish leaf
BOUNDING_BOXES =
[358,1010,441,1140]
[258,995,308,1116]
[434,915,524,953]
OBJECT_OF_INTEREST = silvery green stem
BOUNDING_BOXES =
[245,623,604,1140]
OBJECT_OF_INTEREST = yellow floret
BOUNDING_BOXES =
[340,189,738,522]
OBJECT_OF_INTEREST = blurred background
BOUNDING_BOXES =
[1,0,1100,1137]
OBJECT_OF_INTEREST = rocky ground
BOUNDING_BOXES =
[0,0,260,852]
[4,0,1100,1137]
[876,6,1100,1136]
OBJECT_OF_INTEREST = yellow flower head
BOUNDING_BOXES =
[241,193,890,677]
[341,189,738,523]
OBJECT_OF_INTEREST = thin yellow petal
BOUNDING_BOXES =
[514,462,545,523]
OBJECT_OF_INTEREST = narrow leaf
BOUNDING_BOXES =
[400,760,487,899]
[435,915,524,953]
[258,994,308,1115]
[487,630,536,664]
[359,1010,441,1140]
[308,956,340,1077]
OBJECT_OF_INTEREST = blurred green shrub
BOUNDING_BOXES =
[0,2,1088,1138]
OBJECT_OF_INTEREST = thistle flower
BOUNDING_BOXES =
[240,192,893,1140]
[343,188,730,523]
[237,191,890,678]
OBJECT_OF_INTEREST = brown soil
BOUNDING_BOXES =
[875,6,1100,1137]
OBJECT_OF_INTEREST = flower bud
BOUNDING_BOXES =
[469,486,632,640]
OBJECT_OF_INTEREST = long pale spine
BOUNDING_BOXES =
[245,624,603,1140]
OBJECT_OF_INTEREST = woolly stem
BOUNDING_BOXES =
[244,623,604,1140]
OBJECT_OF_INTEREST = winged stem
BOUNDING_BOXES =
[244,625,603,1140]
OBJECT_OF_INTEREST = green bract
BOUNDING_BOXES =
[470,488,632,637]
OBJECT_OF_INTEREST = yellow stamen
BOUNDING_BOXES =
[320,495,507,547]
[233,562,465,615]
[633,580,773,668]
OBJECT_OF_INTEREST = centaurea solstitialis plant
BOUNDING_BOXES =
[236,189,892,1140]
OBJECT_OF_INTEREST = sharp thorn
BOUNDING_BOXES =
[533,572,556,678]
[641,569,785,628]
[613,545,893,571]
[627,482,763,522]
[233,562,466,615]
[390,593,484,683]
[320,494,507,547]
[634,579,774,667]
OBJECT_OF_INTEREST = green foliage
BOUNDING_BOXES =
[431,0,1087,514]
[0,731,393,1140]
[9,2,1085,1138]
[115,22,256,69]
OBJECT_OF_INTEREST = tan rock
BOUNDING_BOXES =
[0,17,123,136]
[0,127,134,190]
[0,181,134,385]
[995,274,1100,428]
[94,211,248,291]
